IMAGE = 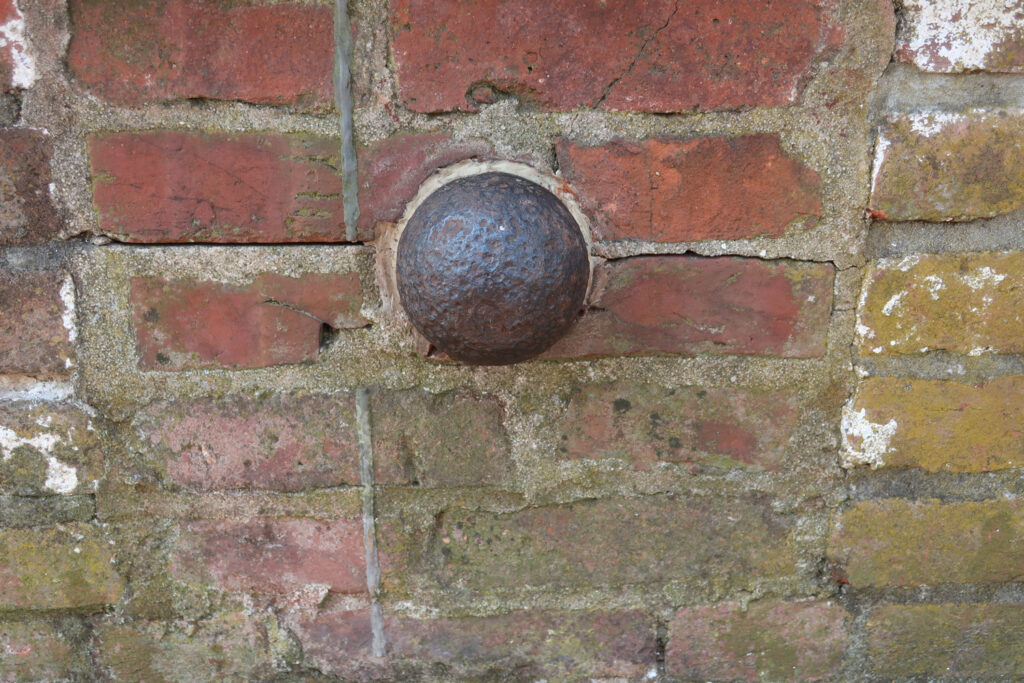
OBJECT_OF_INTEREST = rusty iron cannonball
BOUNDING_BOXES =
[396,172,590,365]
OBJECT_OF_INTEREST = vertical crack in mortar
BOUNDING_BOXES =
[334,0,360,240]
[356,387,385,656]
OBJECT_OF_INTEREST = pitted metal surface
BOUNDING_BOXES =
[396,172,590,365]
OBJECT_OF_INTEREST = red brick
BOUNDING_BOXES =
[134,393,360,491]
[0,0,33,91]
[856,252,1024,356]
[386,610,656,678]
[0,523,123,610]
[171,517,366,597]
[870,111,1024,221]
[866,604,1024,678]
[0,268,73,374]
[95,613,277,681]
[67,0,332,108]
[561,382,798,471]
[391,0,838,112]
[558,135,821,242]
[284,605,376,678]
[897,0,1024,73]
[829,499,1024,586]
[0,129,60,245]
[667,600,847,681]
[544,256,833,359]
[371,388,513,487]
[842,376,1024,472]
[0,621,79,680]
[130,272,367,370]
[89,131,346,243]
[357,132,490,240]
[379,495,801,595]
[0,401,102,496]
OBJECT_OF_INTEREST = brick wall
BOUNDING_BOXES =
[0,0,1021,679]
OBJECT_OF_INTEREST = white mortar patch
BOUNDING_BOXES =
[0,423,59,461]
[961,266,1007,291]
[841,402,897,469]
[901,0,1024,72]
[44,456,77,494]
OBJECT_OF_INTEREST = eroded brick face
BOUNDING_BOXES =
[391,0,838,112]
[67,0,333,108]
[0,267,73,374]
[0,129,59,245]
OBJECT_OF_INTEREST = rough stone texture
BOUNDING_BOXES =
[0,494,95,527]
[0,523,123,610]
[391,0,839,112]
[89,131,345,243]
[560,382,799,471]
[67,0,333,108]
[371,388,514,487]
[857,252,1024,356]
[870,111,1024,221]
[94,613,278,682]
[843,376,1024,472]
[380,494,801,596]
[0,268,73,374]
[385,610,657,679]
[130,273,367,370]
[357,132,490,240]
[170,517,366,597]
[557,135,822,242]
[666,600,847,681]
[545,256,834,358]
[0,621,80,681]
[0,129,60,245]
[865,604,1024,678]
[133,393,360,491]
[0,401,102,496]
[896,0,1024,73]
[829,499,1024,586]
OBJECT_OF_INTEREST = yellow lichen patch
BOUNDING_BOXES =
[857,251,1024,356]
[846,376,1024,472]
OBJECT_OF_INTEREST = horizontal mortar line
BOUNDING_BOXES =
[841,584,1024,606]
[866,215,1024,259]
[856,354,1024,380]
[844,471,1024,504]
[875,63,1024,112]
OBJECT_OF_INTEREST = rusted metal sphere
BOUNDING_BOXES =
[396,172,590,365]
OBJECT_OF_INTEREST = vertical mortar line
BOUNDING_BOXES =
[334,0,360,240]
[355,386,385,656]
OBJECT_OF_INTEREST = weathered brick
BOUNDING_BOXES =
[544,256,833,359]
[560,382,799,471]
[0,129,60,245]
[896,0,1024,73]
[380,495,801,595]
[829,499,1024,586]
[557,135,821,242]
[170,517,366,597]
[371,388,513,487]
[95,612,278,681]
[857,252,1024,356]
[0,621,80,680]
[870,111,1024,221]
[843,376,1024,472]
[0,268,73,374]
[0,0,34,91]
[357,132,490,240]
[67,0,332,108]
[284,605,375,678]
[0,401,102,496]
[130,273,367,370]
[667,600,847,681]
[0,494,95,527]
[391,0,838,112]
[133,393,360,492]
[386,610,657,678]
[0,523,123,610]
[89,131,345,243]
[866,604,1024,678]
